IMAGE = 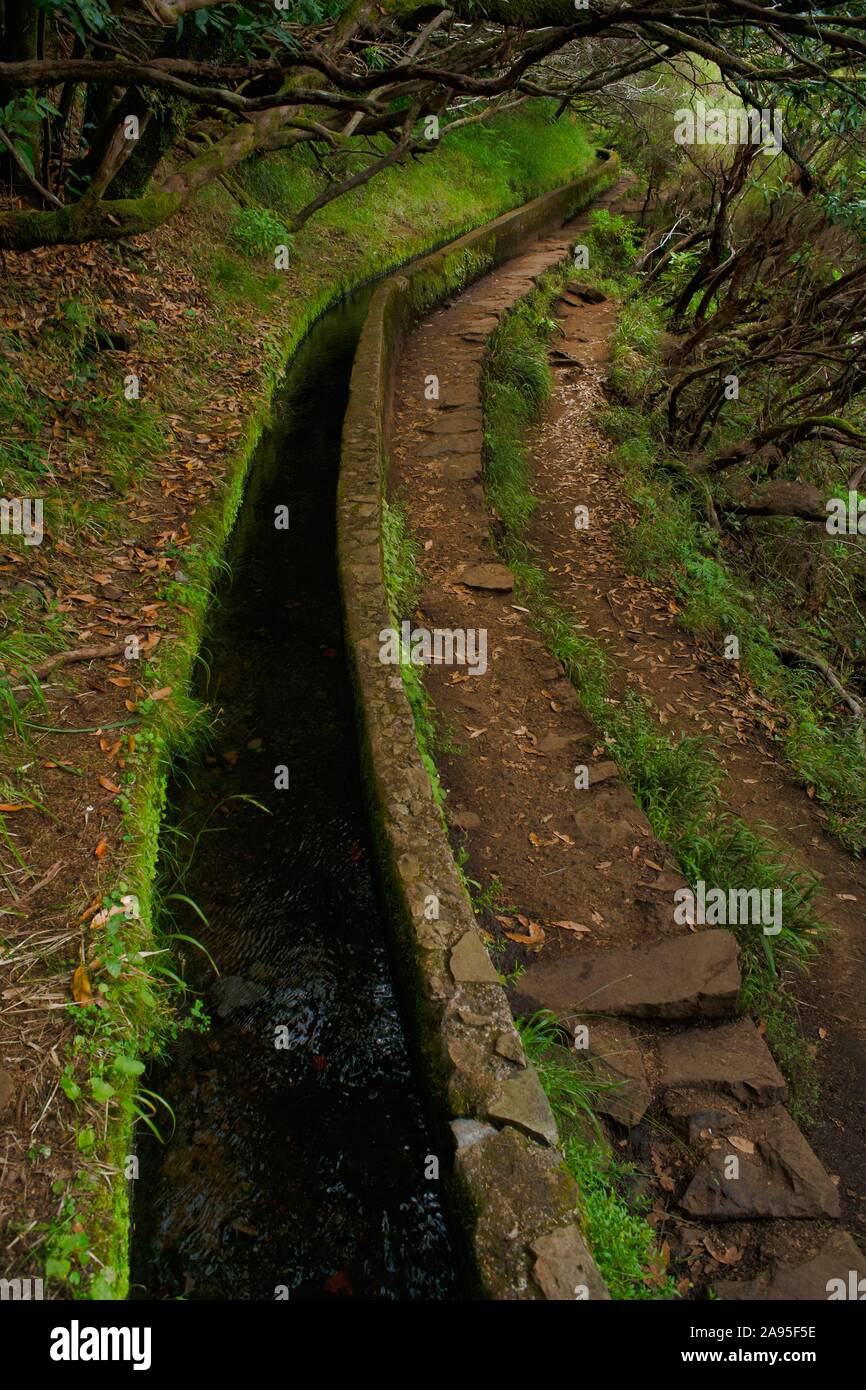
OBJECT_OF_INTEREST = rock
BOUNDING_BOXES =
[458,562,515,592]
[487,1066,559,1146]
[443,456,482,482]
[420,432,484,458]
[658,1018,788,1105]
[715,1231,866,1300]
[531,1224,610,1301]
[680,1104,841,1220]
[512,929,741,1020]
[450,1117,498,1150]
[450,929,500,984]
[495,1029,526,1066]
[450,807,481,831]
[569,282,607,304]
[537,730,583,754]
[589,760,619,785]
[572,1018,651,1126]
[426,409,483,434]
[213,974,267,1017]
[455,1126,608,1299]
[0,1068,15,1116]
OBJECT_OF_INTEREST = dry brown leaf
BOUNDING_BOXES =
[505,920,545,949]
[94,838,109,859]
[727,1135,755,1155]
[98,776,121,794]
[72,964,94,1005]
[704,1239,742,1266]
[549,919,591,934]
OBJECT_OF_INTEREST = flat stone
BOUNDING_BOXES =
[495,1029,527,1066]
[572,1018,651,1126]
[589,760,619,785]
[455,1126,608,1299]
[681,1104,841,1220]
[450,1117,498,1150]
[487,1066,558,1146]
[426,410,482,434]
[569,282,607,303]
[450,929,500,984]
[443,456,482,482]
[531,1224,610,1301]
[458,562,515,592]
[419,432,484,457]
[537,730,583,754]
[437,384,478,409]
[658,1018,788,1105]
[715,1231,866,1300]
[0,1068,15,1116]
[450,806,481,831]
[512,929,741,1021]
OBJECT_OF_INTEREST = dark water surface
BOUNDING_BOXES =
[130,291,458,1300]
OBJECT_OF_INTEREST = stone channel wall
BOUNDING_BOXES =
[337,157,619,1300]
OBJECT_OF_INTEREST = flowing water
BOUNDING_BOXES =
[130,290,458,1301]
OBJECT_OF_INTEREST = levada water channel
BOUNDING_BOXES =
[130,287,459,1301]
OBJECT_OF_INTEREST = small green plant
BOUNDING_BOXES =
[519,1012,678,1299]
[230,206,294,258]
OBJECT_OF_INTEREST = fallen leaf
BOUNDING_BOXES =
[548,919,591,934]
[98,776,121,794]
[94,838,109,859]
[505,920,546,949]
[704,1239,742,1266]
[727,1135,755,1155]
[72,965,94,1005]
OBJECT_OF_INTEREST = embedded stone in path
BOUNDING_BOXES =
[419,432,484,458]
[714,1231,866,1300]
[571,1017,652,1126]
[511,929,741,1020]
[658,1018,788,1106]
[443,456,482,482]
[680,1103,841,1220]
[425,409,483,434]
[458,562,515,592]
[569,282,608,304]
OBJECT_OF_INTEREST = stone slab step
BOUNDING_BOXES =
[715,1231,866,1300]
[511,928,741,1021]
[570,1017,651,1126]
[658,1018,788,1106]
[680,1103,841,1220]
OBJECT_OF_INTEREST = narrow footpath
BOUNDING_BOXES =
[387,180,866,1298]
